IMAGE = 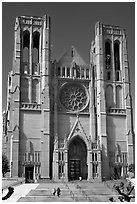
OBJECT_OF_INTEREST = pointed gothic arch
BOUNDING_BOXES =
[106,84,114,108]
[105,40,111,69]
[114,41,120,71]
[21,78,29,102]
[68,136,87,180]
[23,30,30,62]
[32,31,40,75]
[116,85,122,108]
[22,30,30,74]
[32,79,39,103]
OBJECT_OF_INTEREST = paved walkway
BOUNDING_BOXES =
[2,183,39,202]
[2,181,117,202]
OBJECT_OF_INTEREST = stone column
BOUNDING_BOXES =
[9,135,13,177]
[98,150,102,180]
[64,149,68,181]
[52,149,59,181]
[29,26,32,103]
[87,150,92,181]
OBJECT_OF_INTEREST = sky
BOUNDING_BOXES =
[2,2,135,121]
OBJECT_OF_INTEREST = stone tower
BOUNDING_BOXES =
[3,16,134,181]
[4,15,52,179]
[90,22,134,179]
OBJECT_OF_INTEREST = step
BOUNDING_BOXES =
[17,196,73,202]
[27,189,71,196]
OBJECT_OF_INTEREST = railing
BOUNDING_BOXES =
[104,27,122,35]
[22,17,42,26]
[64,183,78,201]
[76,184,92,201]
[57,66,90,80]
[70,190,78,201]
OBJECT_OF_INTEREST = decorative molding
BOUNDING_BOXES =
[107,108,126,115]
[13,124,19,132]
[20,103,41,110]
[66,115,90,148]
[10,85,20,94]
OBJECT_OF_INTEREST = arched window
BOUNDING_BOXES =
[81,68,84,78]
[23,47,29,63]
[58,67,61,76]
[106,85,113,108]
[62,67,65,77]
[107,71,111,80]
[23,30,30,74]
[23,30,30,50]
[32,32,40,75]
[114,42,120,70]
[58,152,61,160]
[33,48,38,63]
[32,79,39,103]
[105,41,111,69]
[116,85,122,108]
[67,67,70,77]
[86,69,89,79]
[76,67,80,78]
[21,78,29,102]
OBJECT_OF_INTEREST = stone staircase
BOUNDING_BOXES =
[64,181,119,202]
[17,180,119,202]
[17,183,74,202]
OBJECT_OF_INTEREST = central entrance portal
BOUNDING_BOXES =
[69,159,81,180]
[25,166,34,183]
[68,136,87,180]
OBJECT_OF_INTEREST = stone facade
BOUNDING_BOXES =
[3,15,134,181]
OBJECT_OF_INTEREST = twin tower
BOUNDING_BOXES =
[3,15,134,182]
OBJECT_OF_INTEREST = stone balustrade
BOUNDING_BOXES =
[20,103,41,110]
[108,108,126,115]
[57,66,90,80]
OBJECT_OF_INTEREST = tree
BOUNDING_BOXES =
[128,164,135,173]
[2,154,10,177]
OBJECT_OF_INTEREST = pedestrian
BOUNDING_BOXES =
[79,176,82,181]
[53,188,56,196]
[57,187,61,197]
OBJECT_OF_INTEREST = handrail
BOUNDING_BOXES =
[76,184,92,201]
[63,181,78,201]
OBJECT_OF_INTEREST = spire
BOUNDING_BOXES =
[71,46,75,58]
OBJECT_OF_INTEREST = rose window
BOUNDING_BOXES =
[59,83,88,112]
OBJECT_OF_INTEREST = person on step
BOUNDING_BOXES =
[53,188,56,196]
[57,187,61,197]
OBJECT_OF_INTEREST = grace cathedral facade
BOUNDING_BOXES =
[3,15,134,182]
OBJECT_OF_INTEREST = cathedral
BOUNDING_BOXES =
[3,14,134,182]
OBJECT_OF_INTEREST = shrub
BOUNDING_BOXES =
[128,164,135,173]
[2,154,10,177]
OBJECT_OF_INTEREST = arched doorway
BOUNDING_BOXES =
[68,136,87,180]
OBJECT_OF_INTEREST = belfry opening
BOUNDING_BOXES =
[68,136,87,181]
